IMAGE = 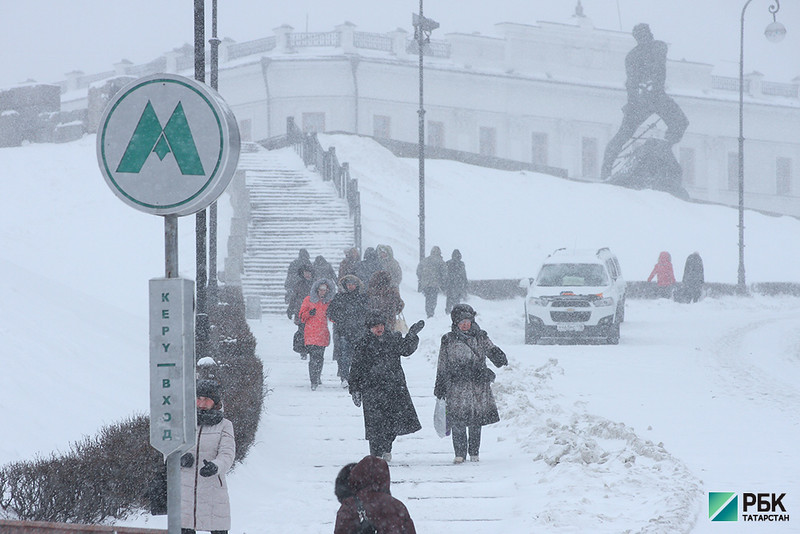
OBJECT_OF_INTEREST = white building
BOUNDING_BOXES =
[56,11,800,216]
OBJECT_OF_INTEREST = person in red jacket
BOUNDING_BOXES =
[647,251,676,298]
[334,455,416,534]
[299,278,336,390]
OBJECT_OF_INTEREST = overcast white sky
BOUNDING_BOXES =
[1,0,798,88]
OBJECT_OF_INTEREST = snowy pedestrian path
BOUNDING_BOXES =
[228,312,538,533]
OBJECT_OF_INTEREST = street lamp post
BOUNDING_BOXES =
[208,0,220,340]
[194,0,209,356]
[413,2,438,263]
[737,0,785,293]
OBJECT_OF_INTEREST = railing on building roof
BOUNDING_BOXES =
[712,75,745,93]
[763,81,799,99]
[227,36,277,60]
[712,75,799,99]
[289,32,341,48]
[127,58,167,78]
[353,32,393,52]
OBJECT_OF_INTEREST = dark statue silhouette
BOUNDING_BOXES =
[601,23,689,199]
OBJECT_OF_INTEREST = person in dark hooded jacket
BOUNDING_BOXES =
[338,247,361,279]
[327,274,369,387]
[334,455,416,534]
[681,251,705,303]
[444,249,468,314]
[417,246,447,318]
[356,247,381,287]
[313,255,337,283]
[284,249,311,304]
[349,312,424,461]
[376,244,403,290]
[287,264,314,320]
[287,263,314,360]
[435,304,507,464]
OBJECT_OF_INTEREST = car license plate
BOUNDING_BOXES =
[557,324,585,332]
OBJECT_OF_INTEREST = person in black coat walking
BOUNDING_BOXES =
[287,263,314,360]
[417,246,447,318]
[681,252,705,303]
[349,312,425,461]
[284,249,310,304]
[356,247,381,288]
[444,249,469,314]
[327,274,369,387]
[313,255,337,283]
[435,304,507,463]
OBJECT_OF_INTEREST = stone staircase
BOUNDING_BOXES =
[238,143,355,315]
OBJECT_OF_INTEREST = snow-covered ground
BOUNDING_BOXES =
[1,135,799,532]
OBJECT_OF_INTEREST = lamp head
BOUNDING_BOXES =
[764,21,787,43]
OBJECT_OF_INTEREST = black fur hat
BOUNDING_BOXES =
[196,379,221,405]
[365,311,387,328]
[450,303,476,324]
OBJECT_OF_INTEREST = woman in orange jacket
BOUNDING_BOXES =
[647,251,676,298]
[299,278,336,389]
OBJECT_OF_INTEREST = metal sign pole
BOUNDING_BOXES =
[164,214,181,534]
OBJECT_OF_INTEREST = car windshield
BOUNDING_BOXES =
[536,263,609,287]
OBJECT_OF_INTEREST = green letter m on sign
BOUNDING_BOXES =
[709,492,738,522]
[116,101,205,176]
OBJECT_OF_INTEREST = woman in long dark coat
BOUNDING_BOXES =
[349,312,424,461]
[327,274,369,387]
[682,251,704,303]
[444,249,468,314]
[434,304,507,463]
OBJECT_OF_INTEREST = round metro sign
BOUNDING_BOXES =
[97,73,240,216]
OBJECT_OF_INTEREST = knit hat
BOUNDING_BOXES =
[196,379,221,405]
[365,311,387,328]
[450,303,476,324]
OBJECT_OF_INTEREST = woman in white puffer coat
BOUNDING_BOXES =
[180,380,236,534]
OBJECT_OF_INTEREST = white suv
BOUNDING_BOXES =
[523,248,626,344]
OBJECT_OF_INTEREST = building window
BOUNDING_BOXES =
[239,119,252,142]
[727,152,739,191]
[679,147,695,186]
[531,132,548,166]
[777,157,792,195]
[373,115,391,139]
[479,127,496,157]
[302,112,325,133]
[582,137,598,179]
[428,121,444,149]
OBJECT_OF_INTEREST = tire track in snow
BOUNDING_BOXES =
[705,308,800,422]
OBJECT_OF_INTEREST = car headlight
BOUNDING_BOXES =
[593,297,614,307]
[529,297,548,307]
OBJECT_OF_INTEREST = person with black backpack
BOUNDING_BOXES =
[334,455,416,533]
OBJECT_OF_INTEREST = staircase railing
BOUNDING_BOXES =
[282,118,362,253]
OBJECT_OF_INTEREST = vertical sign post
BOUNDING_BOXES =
[150,277,196,533]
